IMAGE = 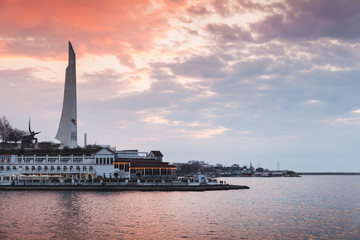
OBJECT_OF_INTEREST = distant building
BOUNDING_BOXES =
[148,151,163,161]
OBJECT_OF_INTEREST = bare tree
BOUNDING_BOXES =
[0,116,13,143]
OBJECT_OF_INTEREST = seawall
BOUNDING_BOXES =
[0,184,249,192]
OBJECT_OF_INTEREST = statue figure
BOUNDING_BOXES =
[21,118,41,144]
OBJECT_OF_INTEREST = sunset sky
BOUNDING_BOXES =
[1,0,360,171]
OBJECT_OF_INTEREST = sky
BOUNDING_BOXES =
[1,0,360,171]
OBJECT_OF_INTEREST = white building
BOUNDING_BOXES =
[0,148,176,185]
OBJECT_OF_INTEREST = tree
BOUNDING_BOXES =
[8,128,27,143]
[0,116,13,143]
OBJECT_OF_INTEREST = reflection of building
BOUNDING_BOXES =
[0,149,176,185]
[55,41,77,148]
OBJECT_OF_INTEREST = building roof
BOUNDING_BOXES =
[96,148,116,155]
[150,151,163,157]
[131,162,176,169]
[115,158,176,168]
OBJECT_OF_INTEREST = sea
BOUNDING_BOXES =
[0,176,359,240]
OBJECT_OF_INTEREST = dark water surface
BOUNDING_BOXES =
[0,176,359,239]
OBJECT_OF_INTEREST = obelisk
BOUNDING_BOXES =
[55,41,77,148]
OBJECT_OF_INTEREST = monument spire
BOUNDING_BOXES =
[55,41,77,148]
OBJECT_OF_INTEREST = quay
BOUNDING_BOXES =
[0,184,249,191]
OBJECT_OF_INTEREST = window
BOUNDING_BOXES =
[89,166,93,171]
[38,166,42,171]
[36,158,46,163]
[96,158,99,164]
[57,166,61,171]
[25,166,29,171]
[51,166,55,171]
[48,158,58,163]
[44,166,48,171]
[32,166,36,171]
[70,166,73,171]
[83,166,87,171]
[13,166,17,170]
[107,158,109,164]
[73,158,83,163]
[63,166,67,171]
[76,166,80,171]
[6,166,10,171]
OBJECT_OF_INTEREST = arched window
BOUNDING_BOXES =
[13,166,17,170]
[83,166,87,171]
[63,166,67,171]
[6,166,10,171]
[0,166,4,171]
[44,166,48,171]
[25,166,29,171]
[70,166,73,171]
[38,166,42,171]
[32,166,35,171]
[89,166,93,171]
[57,166,61,171]
[76,166,80,171]
[51,166,55,171]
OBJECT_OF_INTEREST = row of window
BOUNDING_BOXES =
[0,166,94,172]
[96,157,113,165]
[114,163,130,171]
[17,157,86,163]
[130,168,175,175]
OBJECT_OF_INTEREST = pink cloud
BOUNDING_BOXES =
[0,0,190,66]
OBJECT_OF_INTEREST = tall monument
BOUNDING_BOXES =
[55,41,77,148]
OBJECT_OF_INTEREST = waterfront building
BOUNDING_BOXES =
[0,149,176,185]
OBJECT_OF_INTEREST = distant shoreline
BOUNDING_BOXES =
[298,172,360,175]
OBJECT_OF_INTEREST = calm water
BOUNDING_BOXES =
[0,176,359,239]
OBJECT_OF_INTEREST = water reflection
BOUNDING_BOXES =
[0,176,359,239]
[48,192,90,239]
